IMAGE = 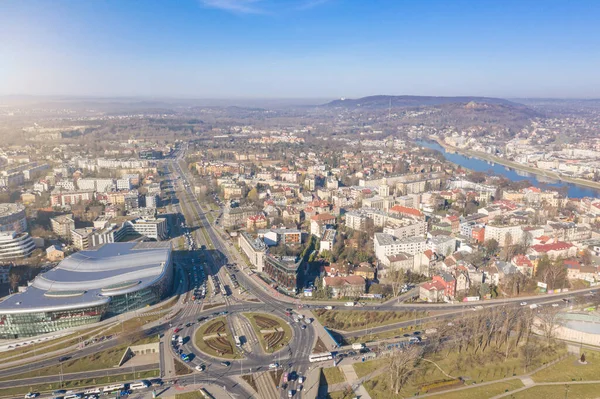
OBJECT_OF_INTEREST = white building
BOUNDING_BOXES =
[484,224,524,247]
[374,233,426,263]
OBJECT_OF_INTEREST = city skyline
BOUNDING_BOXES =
[1,0,600,98]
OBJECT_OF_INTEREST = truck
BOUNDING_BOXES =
[352,343,365,350]
[345,302,355,307]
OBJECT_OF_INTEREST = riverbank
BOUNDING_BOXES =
[426,136,600,192]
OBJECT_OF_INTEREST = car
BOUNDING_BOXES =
[25,393,39,399]
[150,379,163,386]
[197,316,207,322]
[59,356,70,362]
[195,364,206,372]
[403,333,411,337]
[301,325,307,330]
[520,302,528,306]
[552,303,560,307]
[53,391,67,396]
[220,361,231,367]
[269,362,279,369]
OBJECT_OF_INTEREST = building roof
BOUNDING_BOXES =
[0,242,172,314]
[311,213,336,222]
[390,205,423,217]
[323,275,366,287]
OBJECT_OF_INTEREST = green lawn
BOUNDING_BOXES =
[0,370,159,397]
[532,350,600,382]
[362,343,566,399]
[0,339,154,382]
[510,384,600,399]
[176,392,208,399]
[320,367,346,386]
[243,313,293,354]
[353,358,389,379]
[344,325,419,345]
[193,317,242,359]
[326,390,355,399]
[425,379,525,399]
[0,324,109,363]
[313,309,427,332]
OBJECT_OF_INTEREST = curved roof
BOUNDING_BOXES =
[0,242,172,314]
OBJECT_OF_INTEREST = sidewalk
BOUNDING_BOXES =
[340,364,372,399]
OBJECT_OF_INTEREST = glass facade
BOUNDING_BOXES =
[0,304,107,339]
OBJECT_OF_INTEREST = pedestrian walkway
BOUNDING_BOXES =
[340,364,372,399]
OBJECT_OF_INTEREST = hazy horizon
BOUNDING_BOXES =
[2,0,599,98]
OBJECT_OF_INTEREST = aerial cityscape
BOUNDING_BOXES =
[1,1,600,399]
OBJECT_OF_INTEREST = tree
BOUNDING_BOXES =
[521,342,539,372]
[484,239,499,256]
[246,187,259,204]
[9,273,20,292]
[536,305,561,345]
[388,345,421,394]
[389,269,406,298]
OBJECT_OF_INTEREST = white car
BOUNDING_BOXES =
[552,303,560,307]
[269,362,279,369]
[520,302,528,306]
[195,364,206,372]
[25,394,39,399]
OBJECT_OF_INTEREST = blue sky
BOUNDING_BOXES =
[1,0,599,98]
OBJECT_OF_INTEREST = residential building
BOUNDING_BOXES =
[323,275,366,299]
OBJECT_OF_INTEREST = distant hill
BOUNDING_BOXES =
[322,95,518,109]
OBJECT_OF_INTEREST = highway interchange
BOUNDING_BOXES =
[2,144,600,399]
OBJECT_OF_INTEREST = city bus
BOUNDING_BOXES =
[102,384,125,393]
[234,335,241,347]
[308,352,333,362]
[129,381,150,390]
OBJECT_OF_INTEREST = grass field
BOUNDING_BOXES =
[510,384,600,399]
[532,350,600,382]
[0,370,159,397]
[0,324,110,363]
[320,367,346,386]
[343,324,419,345]
[176,392,206,399]
[244,313,293,353]
[353,358,389,379]
[0,339,148,382]
[313,309,427,332]
[425,379,525,399]
[326,390,355,399]
[362,343,566,398]
[193,317,242,359]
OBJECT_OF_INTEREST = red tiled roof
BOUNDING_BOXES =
[390,205,423,217]
[422,281,445,291]
[311,213,335,222]
[531,242,573,252]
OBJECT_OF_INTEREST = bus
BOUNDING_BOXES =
[234,335,241,347]
[129,381,150,390]
[308,352,333,363]
[83,389,101,395]
[181,353,190,362]
[102,384,125,393]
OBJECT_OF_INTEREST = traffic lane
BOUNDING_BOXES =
[0,363,158,391]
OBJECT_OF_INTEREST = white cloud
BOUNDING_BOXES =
[199,0,266,14]
[199,0,331,14]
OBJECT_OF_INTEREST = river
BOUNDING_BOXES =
[416,140,600,199]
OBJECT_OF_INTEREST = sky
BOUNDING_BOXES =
[1,0,599,99]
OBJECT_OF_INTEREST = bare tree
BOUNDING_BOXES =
[536,305,562,345]
[9,273,20,292]
[389,269,406,298]
[520,342,539,372]
[388,345,421,394]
